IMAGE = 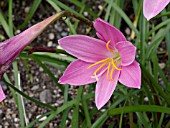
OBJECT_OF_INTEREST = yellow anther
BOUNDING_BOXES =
[106,40,114,54]
[111,59,121,70]
[106,62,111,79]
[93,61,108,75]
[110,66,114,81]
[88,58,110,69]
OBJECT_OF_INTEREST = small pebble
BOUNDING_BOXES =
[98,5,103,10]
[56,94,60,97]
[24,7,30,13]
[160,81,165,87]
[144,97,149,102]
[52,43,57,48]
[56,25,63,32]
[39,67,44,72]
[31,85,39,91]
[83,11,88,17]
[57,99,63,104]
[15,124,19,128]
[14,118,19,122]
[15,30,21,34]
[57,35,61,39]
[57,45,62,49]
[47,41,53,47]
[54,102,59,107]
[125,28,130,35]
[0,110,2,115]
[53,90,57,94]
[40,89,52,103]
[49,123,53,128]
[148,41,151,45]
[159,63,165,69]
[48,33,55,40]
[159,48,164,52]
[35,78,39,82]
[100,109,106,112]
[0,81,7,92]
[61,32,68,37]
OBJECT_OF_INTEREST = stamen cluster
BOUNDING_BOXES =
[88,40,121,81]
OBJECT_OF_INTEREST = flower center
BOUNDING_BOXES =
[88,40,121,81]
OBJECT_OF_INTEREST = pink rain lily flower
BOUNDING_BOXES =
[58,18,141,109]
[143,0,170,20]
[0,13,61,102]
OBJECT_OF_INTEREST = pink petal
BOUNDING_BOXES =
[94,18,126,46]
[119,61,141,89]
[58,35,110,63]
[116,41,136,66]
[0,86,6,102]
[59,60,97,86]
[95,70,120,109]
[143,0,170,20]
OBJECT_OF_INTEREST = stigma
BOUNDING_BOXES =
[88,40,121,81]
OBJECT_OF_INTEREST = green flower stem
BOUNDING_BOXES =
[108,105,170,116]
[142,80,158,127]
[128,101,133,128]
[53,10,92,27]
[60,85,70,128]
[130,0,142,39]
[141,64,170,106]
[153,12,170,19]
[166,120,170,128]
[4,80,57,111]
[24,46,72,57]
[140,4,146,64]
[8,0,13,37]
[71,86,84,128]
[146,19,170,38]
[36,10,92,38]
[82,96,92,127]
[13,62,26,127]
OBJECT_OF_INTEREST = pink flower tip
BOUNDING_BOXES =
[143,0,170,20]
[96,104,103,110]
[58,79,63,84]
